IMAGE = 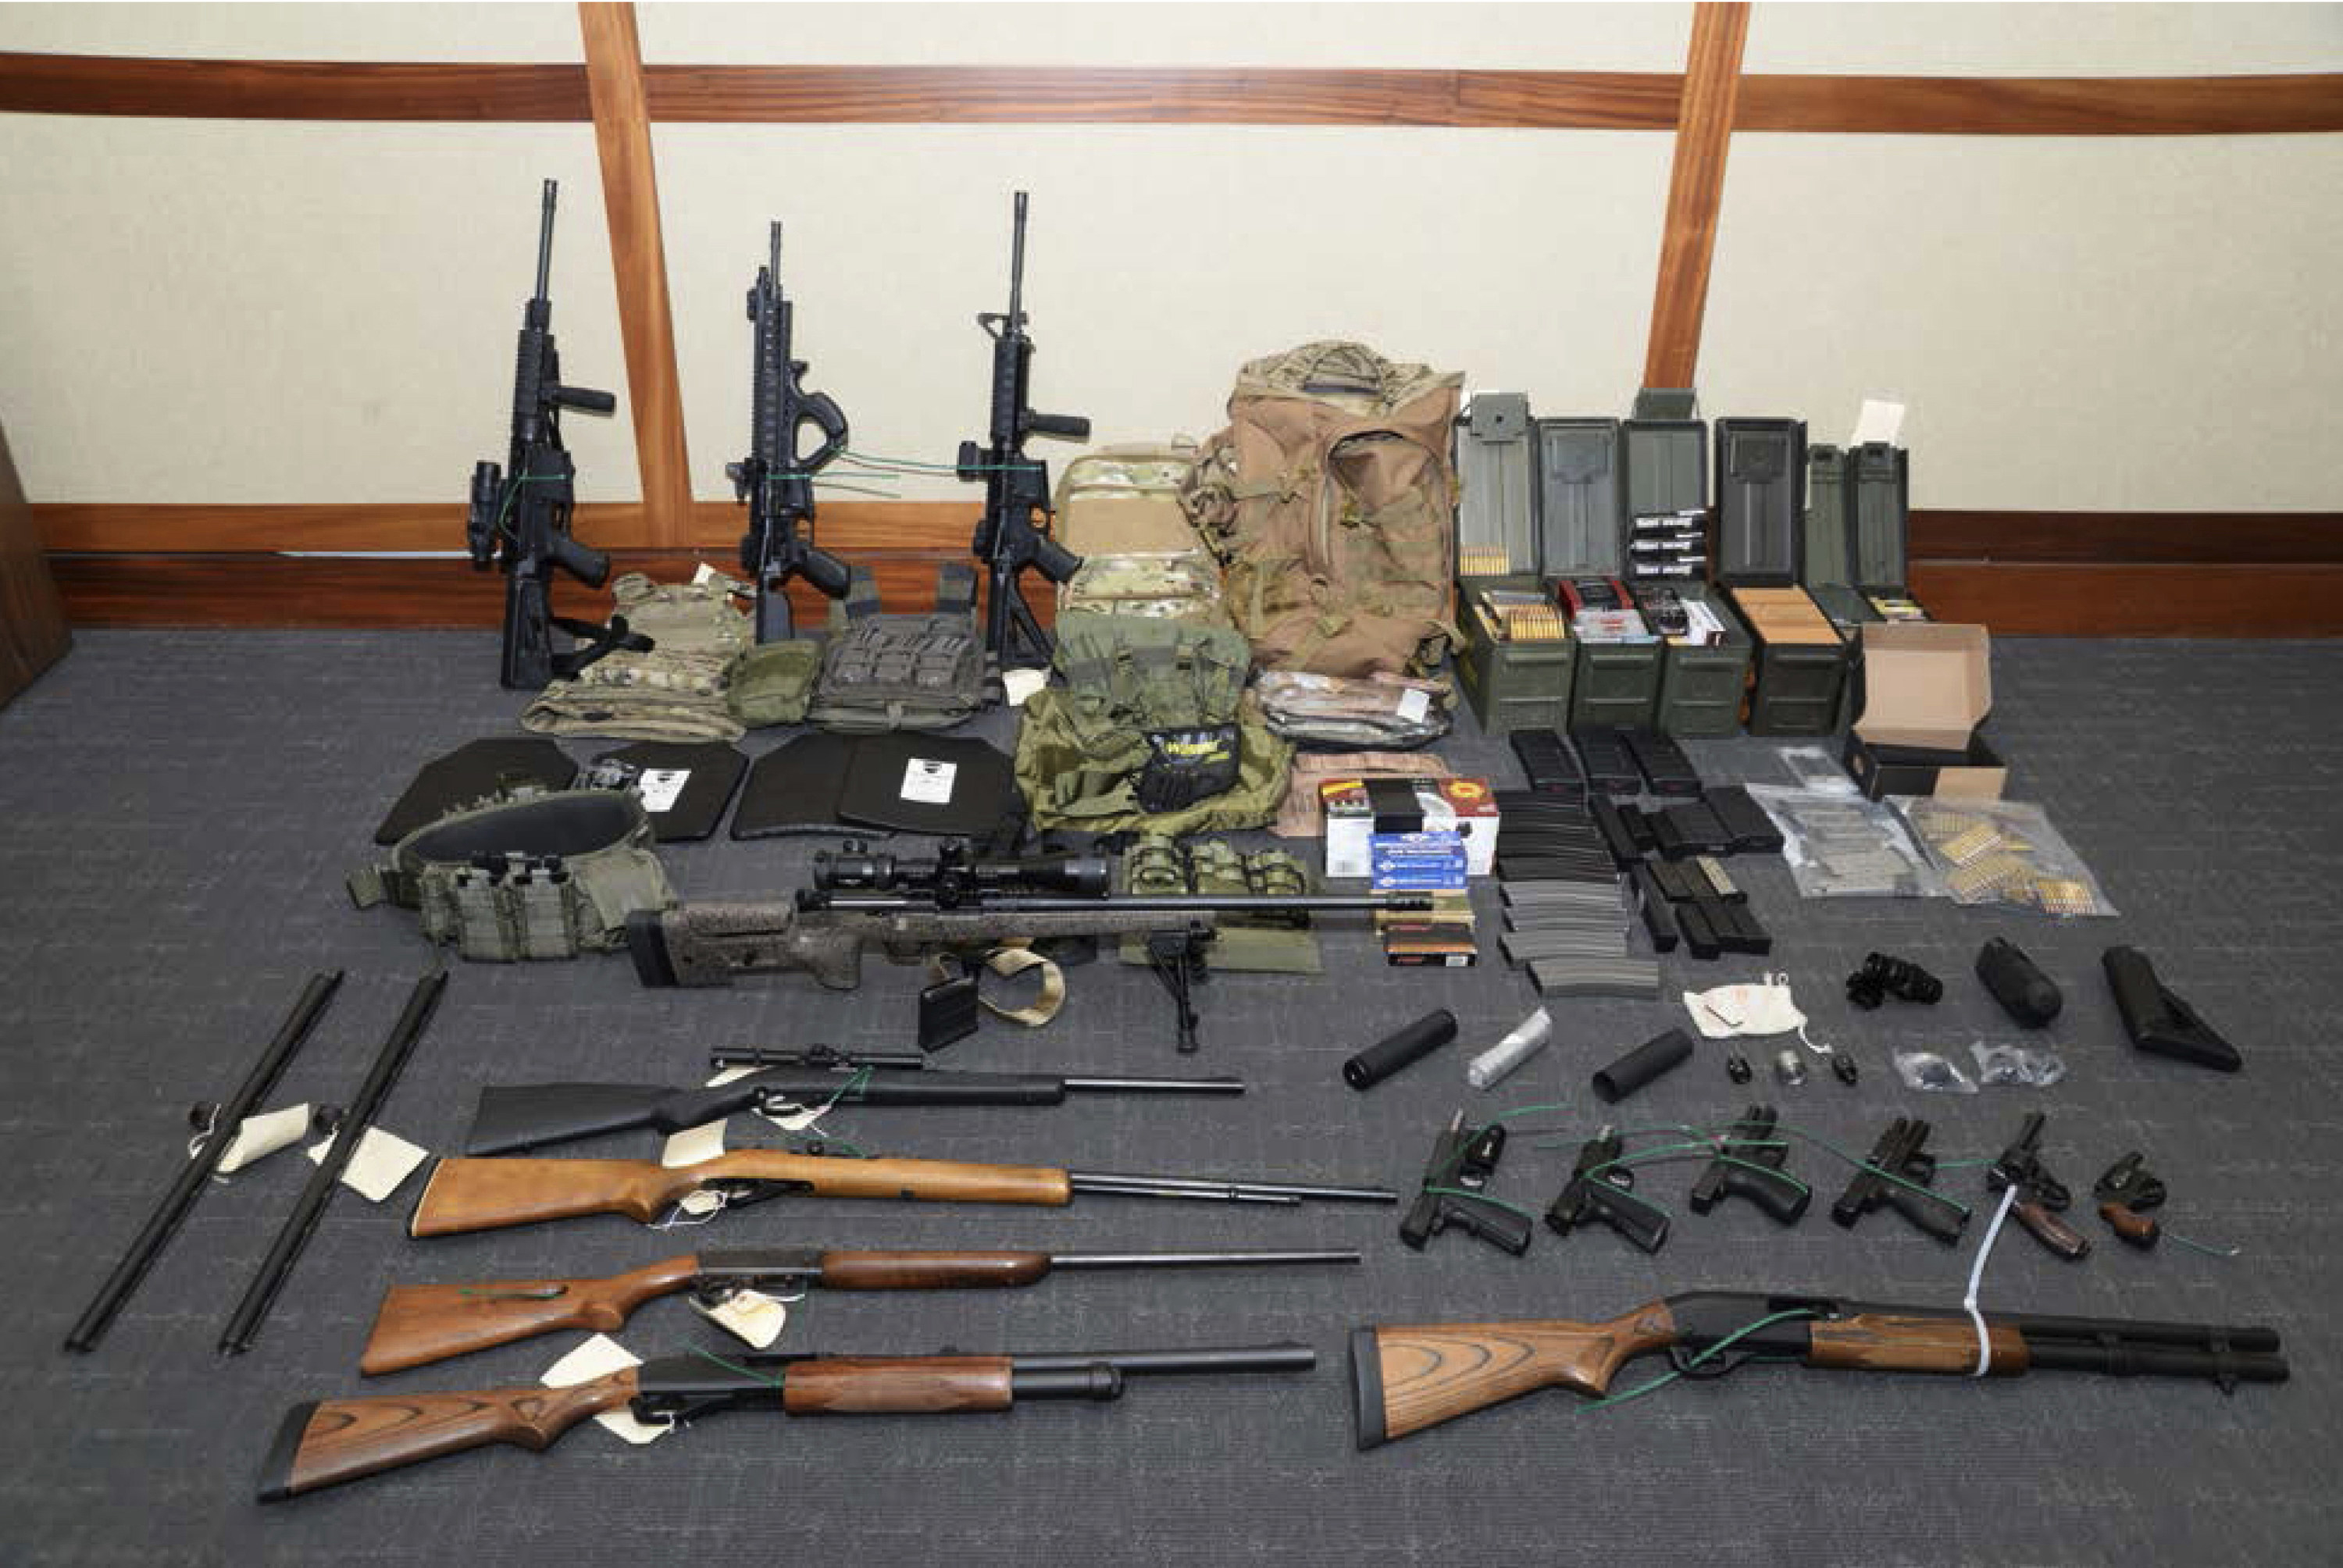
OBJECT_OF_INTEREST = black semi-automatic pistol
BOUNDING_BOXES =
[1400,1113,1532,1256]
[1833,1117,1969,1243]
[1688,1105,1810,1225]
[1546,1127,1670,1253]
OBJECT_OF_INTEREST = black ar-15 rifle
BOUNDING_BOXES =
[729,221,852,641]
[956,191,1091,675]
[467,178,637,690]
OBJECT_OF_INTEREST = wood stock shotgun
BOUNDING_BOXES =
[362,1246,1359,1374]
[1351,1292,2288,1447]
[262,1342,1314,1500]
[408,1152,1395,1236]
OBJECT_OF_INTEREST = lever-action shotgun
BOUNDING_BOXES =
[263,1342,1314,1500]
[465,1046,1240,1155]
[1352,1290,2288,1448]
[362,1245,1358,1374]
[410,1150,1396,1236]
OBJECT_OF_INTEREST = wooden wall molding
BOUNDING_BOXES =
[5,50,2337,135]
[37,503,2343,636]
[579,4,691,546]
[1737,73,2343,137]
[1643,3,1748,390]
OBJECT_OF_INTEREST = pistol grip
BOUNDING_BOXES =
[1725,1165,1810,1225]
[1889,1185,1969,1245]
[2099,1201,2161,1249]
[1582,1181,1670,1253]
[2013,1201,2091,1261]
[1447,1197,1534,1257]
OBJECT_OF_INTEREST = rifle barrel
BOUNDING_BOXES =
[534,179,558,299]
[1011,1343,1315,1378]
[1061,1075,1245,1096]
[1049,1249,1361,1270]
[1070,1171,1397,1206]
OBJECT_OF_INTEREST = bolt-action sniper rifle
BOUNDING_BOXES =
[359,1245,1357,1374]
[626,882,1429,1055]
[263,1341,1314,1500]
[466,178,637,690]
[462,1046,1243,1155]
[956,191,1090,676]
[1352,1292,2287,1447]
[728,221,852,641]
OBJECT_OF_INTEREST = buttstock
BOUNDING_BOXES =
[1351,1306,1679,1448]
[409,1158,690,1236]
[360,1257,698,1374]
[258,1369,637,1501]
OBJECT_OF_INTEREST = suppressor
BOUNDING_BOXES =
[1343,1010,1458,1091]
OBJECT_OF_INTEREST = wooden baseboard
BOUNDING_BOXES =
[37,504,2343,636]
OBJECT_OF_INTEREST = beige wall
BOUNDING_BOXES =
[0,2,2337,514]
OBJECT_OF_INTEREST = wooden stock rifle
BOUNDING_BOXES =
[1352,1291,2288,1447]
[262,1342,1312,1500]
[409,1150,1395,1237]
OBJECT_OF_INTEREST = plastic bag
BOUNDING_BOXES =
[1970,1040,2067,1088]
[1891,797,2117,918]
[1893,1049,1977,1094]
[1744,785,1945,900]
[1774,745,1860,796]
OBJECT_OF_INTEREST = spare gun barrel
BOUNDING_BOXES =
[1069,1171,1397,1206]
[65,970,345,1352]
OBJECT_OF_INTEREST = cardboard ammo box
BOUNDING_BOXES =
[1321,776,1500,879]
[1714,417,1849,736]
[1842,622,2006,800]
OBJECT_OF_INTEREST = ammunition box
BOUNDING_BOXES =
[1453,394,1537,572]
[1716,416,1846,737]
[1849,442,1911,593]
[1457,572,1575,733]
[1542,417,1660,731]
[1803,444,1853,588]
[1653,580,1752,736]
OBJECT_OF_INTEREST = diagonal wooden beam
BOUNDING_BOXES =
[1643,2,1749,390]
[578,3,691,545]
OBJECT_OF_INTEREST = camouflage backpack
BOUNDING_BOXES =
[1013,614,1291,835]
[1182,341,1463,676]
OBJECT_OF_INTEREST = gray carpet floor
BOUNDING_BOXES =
[2,630,2337,1566]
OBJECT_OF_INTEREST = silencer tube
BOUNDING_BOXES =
[1591,1028,1693,1103]
[1977,937,2063,1028]
[1343,1010,1458,1092]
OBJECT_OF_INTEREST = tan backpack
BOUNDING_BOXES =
[1182,341,1463,676]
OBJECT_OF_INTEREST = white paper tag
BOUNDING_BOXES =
[305,1126,431,1203]
[692,1289,789,1349]
[542,1335,669,1445]
[675,1188,727,1218]
[899,757,958,804]
[637,768,690,814]
[758,1100,831,1133]
[1001,667,1048,707]
[1851,397,1906,447]
[1395,687,1432,723]
[707,1066,760,1087]
[690,561,723,588]
[661,1120,727,1169]
[212,1103,312,1175]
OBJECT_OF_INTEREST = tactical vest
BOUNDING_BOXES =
[1118,835,1320,975]
[805,566,985,734]
[522,571,754,742]
[1013,614,1292,835]
[348,786,674,961]
[1182,340,1462,676]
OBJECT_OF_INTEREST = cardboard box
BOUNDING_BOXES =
[1842,622,2007,800]
[1323,776,1499,878]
